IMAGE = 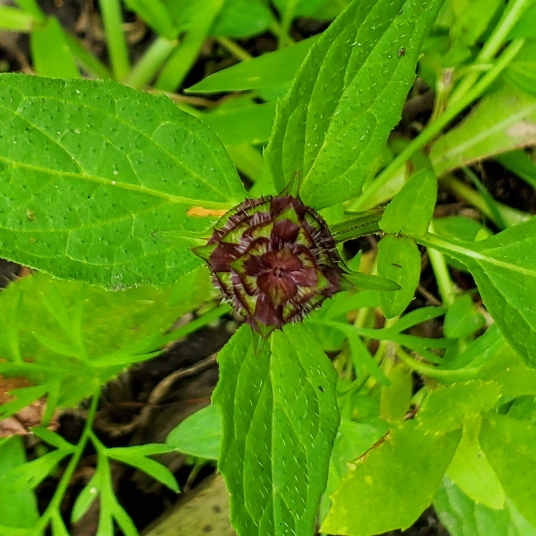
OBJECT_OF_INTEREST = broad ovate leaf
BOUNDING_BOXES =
[379,168,437,237]
[480,414,536,527]
[213,324,339,536]
[265,0,444,209]
[420,219,536,368]
[435,477,536,536]
[0,74,245,289]
[322,420,460,535]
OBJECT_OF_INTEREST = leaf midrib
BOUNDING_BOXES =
[0,157,233,209]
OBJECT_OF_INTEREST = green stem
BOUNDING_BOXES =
[216,37,252,62]
[278,0,297,49]
[427,221,456,307]
[355,39,525,210]
[397,348,479,381]
[98,0,129,80]
[39,391,100,530]
[124,36,177,88]
[462,167,508,230]
[449,0,532,105]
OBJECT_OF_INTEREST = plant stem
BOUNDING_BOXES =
[98,0,129,80]
[278,0,297,49]
[449,0,532,105]
[124,36,177,88]
[355,39,525,209]
[427,222,456,307]
[216,37,253,62]
[462,167,508,230]
[39,391,100,530]
[397,348,479,381]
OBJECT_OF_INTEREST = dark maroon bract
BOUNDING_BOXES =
[193,196,342,333]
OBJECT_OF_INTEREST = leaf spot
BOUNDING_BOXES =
[187,206,228,218]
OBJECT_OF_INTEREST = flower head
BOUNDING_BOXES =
[193,196,342,333]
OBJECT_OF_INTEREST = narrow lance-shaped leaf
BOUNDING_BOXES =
[0,74,245,289]
[431,87,536,176]
[213,324,339,536]
[265,0,445,209]
[419,218,536,367]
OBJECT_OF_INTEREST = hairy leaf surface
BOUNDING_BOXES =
[420,219,536,367]
[265,0,444,209]
[213,324,339,536]
[0,74,245,288]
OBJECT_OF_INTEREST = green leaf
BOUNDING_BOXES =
[321,419,388,521]
[417,381,501,434]
[123,0,176,39]
[448,0,503,48]
[431,87,536,176]
[420,220,536,368]
[187,36,316,94]
[379,168,437,237]
[480,414,536,527]
[211,0,274,38]
[271,0,327,17]
[434,476,536,536]
[504,41,536,98]
[0,270,211,409]
[6,449,71,491]
[0,437,39,529]
[154,0,223,91]
[166,404,222,459]
[107,446,178,492]
[71,474,100,522]
[380,363,412,421]
[213,323,339,536]
[377,235,421,318]
[201,101,276,145]
[446,423,505,509]
[322,420,461,535]
[0,74,244,288]
[496,150,536,190]
[30,18,80,78]
[444,294,486,339]
[265,0,444,209]
[0,7,34,31]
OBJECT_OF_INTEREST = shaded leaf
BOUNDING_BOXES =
[480,414,536,527]
[434,476,536,536]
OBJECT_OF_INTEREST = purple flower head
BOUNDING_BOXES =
[193,196,341,333]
